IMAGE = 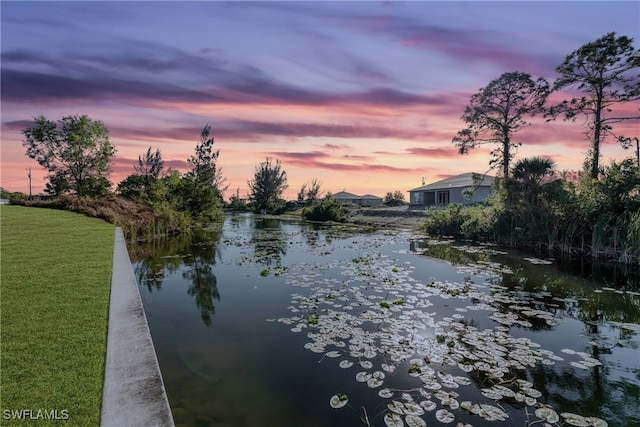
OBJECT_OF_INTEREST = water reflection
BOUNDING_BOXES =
[131,234,194,291]
[183,250,220,327]
[251,216,288,266]
[131,226,222,327]
[415,241,640,325]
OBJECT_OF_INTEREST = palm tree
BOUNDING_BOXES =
[511,156,557,202]
[507,156,559,248]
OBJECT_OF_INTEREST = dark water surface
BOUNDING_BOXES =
[130,213,640,427]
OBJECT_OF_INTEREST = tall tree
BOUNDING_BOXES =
[297,178,322,205]
[22,115,116,196]
[187,125,227,197]
[248,158,288,213]
[453,71,550,178]
[118,147,165,201]
[548,32,640,179]
[185,125,227,221]
[134,147,164,178]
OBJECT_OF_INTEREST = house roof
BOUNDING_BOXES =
[408,172,495,192]
[332,191,382,200]
[360,194,382,200]
[332,191,361,199]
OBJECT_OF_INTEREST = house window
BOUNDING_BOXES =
[437,191,449,204]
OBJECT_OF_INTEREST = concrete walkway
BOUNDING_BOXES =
[101,228,174,427]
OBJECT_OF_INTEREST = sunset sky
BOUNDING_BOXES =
[2,1,639,200]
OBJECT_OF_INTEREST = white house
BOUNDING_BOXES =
[408,172,495,207]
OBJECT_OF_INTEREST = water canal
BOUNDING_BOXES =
[130,213,640,427]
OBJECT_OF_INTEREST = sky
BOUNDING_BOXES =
[1,1,639,200]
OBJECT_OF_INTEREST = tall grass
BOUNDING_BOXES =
[23,194,191,240]
[422,201,640,264]
[1,206,114,426]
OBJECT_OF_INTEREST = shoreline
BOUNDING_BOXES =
[233,207,639,267]
[337,207,640,267]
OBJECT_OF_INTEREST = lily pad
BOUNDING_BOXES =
[403,401,424,416]
[339,360,354,369]
[588,417,608,427]
[329,393,348,409]
[359,360,374,369]
[384,412,404,427]
[405,414,427,427]
[479,404,509,421]
[535,407,560,423]
[356,371,372,382]
[388,400,406,415]
[379,388,394,398]
[435,408,455,423]
[420,400,437,411]
[367,374,385,388]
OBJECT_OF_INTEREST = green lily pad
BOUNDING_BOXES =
[329,393,348,409]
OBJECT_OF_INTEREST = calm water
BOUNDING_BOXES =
[130,213,640,427]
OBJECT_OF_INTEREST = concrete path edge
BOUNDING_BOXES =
[101,227,174,427]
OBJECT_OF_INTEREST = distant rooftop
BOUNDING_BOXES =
[360,194,382,200]
[409,172,495,192]
[332,191,382,200]
[332,191,361,199]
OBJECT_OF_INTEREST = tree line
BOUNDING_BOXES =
[15,114,407,229]
[438,32,639,260]
[453,32,638,180]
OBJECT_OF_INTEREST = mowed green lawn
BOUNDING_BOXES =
[1,206,114,426]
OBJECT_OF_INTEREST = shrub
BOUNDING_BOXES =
[384,191,406,206]
[0,189,28,205]
[423,204,468,238]
[23,194,191,240]
[303,194,346,222]
[460,204,498,241]
[264,198,287,215]
[227,189,250,211]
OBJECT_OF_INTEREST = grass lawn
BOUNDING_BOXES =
[1,206,114,426]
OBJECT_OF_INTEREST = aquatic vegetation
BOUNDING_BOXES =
[384,412,403,427]
[560,412,608,427]
[272,244,623,426]
[523,257,554,265]
[535,406,559,423]
[330,393,349,409]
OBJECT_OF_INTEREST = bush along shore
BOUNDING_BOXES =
[20,194,191,241]
[336,206,638,266]
[419,163,640,266]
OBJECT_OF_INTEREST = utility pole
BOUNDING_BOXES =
[26,168,32,199]
[635,137,639,168]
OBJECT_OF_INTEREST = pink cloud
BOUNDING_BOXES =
[405,147,457,158]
